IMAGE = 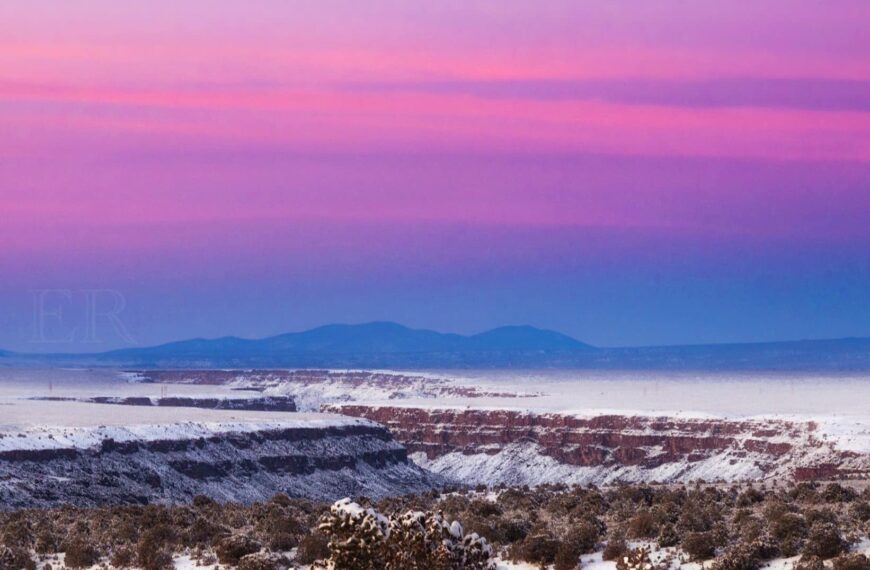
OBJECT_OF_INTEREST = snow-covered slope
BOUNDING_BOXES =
[114,368,870,487]
[0,400,441,509]
[323,404,870,486]
[4,368,870,498]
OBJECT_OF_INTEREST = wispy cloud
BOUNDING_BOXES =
[340,77,870,113]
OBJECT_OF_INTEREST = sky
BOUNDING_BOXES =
[1,1,869,352]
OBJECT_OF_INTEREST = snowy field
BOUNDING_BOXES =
[377,368,870,416]
[2,368,870,487]
[2,367,870,450]
[3,367,870,417]
[33,540,870,570]
[0,369,372,448]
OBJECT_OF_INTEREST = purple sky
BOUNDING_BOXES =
[1,1,869,351]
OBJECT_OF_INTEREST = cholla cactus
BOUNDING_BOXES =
[387,510,434,568]
[424,513,496,570]
[318,499,497,570]
[617,546,656,570]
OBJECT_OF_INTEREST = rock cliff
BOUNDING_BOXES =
[0,418,440,509]
[323,405,870,486]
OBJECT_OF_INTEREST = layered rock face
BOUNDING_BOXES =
[0,420,440,509]
[132,369,533,411]
[323,405,870,486]
[30,395,298,412]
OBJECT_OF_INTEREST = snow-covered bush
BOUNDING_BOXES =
[318,498,496,570]
[318,499,391,569]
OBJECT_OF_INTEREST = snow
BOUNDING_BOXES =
[411,441,769,487]
[0,398,374,452]
[495,539,870,570]
[2,367,869,490]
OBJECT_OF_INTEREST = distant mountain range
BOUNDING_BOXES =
[2,322,870,370]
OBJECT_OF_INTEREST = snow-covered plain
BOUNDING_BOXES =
[2,368,870,491]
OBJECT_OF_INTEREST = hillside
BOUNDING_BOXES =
[3,323,870,369]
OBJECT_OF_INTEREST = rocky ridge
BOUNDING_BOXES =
[322,405,870,486]
[0,417,440,509]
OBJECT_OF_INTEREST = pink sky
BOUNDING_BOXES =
[2,2,869,229]
[1,1,869,349]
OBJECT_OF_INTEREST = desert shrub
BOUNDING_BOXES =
[612,485,655,507]
[736,515,765,544]
[602,532,628,561]
[0,545,35,570]
[296,531,330,565]
[551,521,599,570]
[470,499,503,518]
[712,521,732,547]
[678,499,714,533]
[791,483,821,503]
[34,527,59,555]
[657,523,679,548]
[62,533,100,568]
[851,502,870,523]
[238,551,283,570]
[763,499,795,522]
[579,488,608,516]
[137,526,178,570]
[319,498,496,570]
[802,522,847,559]
[627,509,660,539]
[499,488,542,513]
[565,519,600,554]
[823,484,858,503]
[488,517,531,544]
[1,518,32,550]
[110,545,135,568]
[771,512,807,556]
[270,493,293,507]
[796,556,826,570]
[215,534,262,565]
[832,554,870,570]
[510,531,559,566]
[554,544,581,570]
[805,508,839,527]
[737,487,765,507]
[711,543,766,570]
[681,531,716,561]
[135,542,171,570]
[180,515,225,548]
[192,494,216,508]
[268,530,298,551]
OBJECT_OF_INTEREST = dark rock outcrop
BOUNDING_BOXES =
[0,423,440,509]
